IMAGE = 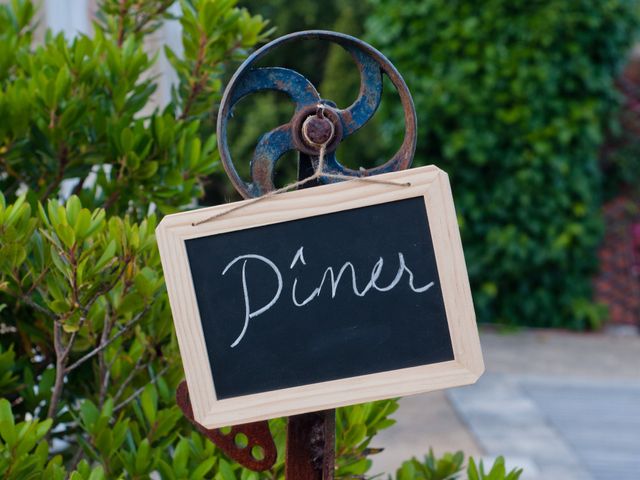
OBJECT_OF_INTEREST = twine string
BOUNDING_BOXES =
[192,105,411,227]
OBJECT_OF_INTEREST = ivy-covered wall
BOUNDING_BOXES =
[368,0,640,328]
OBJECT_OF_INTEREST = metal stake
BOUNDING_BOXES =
[286,410,335,480]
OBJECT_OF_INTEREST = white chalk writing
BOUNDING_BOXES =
[222,247,434,348]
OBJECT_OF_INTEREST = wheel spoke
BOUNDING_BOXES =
[337,47,383,136]
[249,124,294,196]
[230,67,320,111]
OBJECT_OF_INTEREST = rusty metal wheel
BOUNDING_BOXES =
[217,30,417,199]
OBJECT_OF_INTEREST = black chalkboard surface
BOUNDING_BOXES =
[157,165,483,427]
[185,196,453,400]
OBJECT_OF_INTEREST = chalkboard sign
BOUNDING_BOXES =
[157,166,483,428]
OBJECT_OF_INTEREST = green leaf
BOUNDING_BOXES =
[55,223,76,249]
[49,245,71,280]
[467,457,480,480]
[135,438,151,474]
[88,466,105,480]
[5,194,27,226]
[65,196,82,226]
[216,458,236,480]
[85,209,106,237]
[95,427,113,457]
[190,457,216,480]
[134,267,158,297]
[73,209,92,238]
[140,384,158,425]
[94,239,117,272]
[172,437,190,475]
[120,127,134,152]
[79,400,100,433]
[0,243,27,268]
[62,320,79,332]
[188,137,201,169]
[0,398,16,446]
[35,418,53,440]
[343,424,367,447]
[54,67,70,100]
[118,292,144,315]
[155,459,176,480]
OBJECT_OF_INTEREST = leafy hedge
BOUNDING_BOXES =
[395,450,522,480]
[368,0,640,328]
[0,1,441,478]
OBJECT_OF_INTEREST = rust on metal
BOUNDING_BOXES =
[176,382,277,472]
[322,411,336,480]
[216,30,417,199]
[286,411,335,480]
[302,114,334,147]
[292,104,343,156]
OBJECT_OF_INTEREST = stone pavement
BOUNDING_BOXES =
[370,329,640,479]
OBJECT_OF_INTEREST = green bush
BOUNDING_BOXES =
[0,1,403,477]
[395,450,522,480]
[0,1,525,477]
[368,0,640,329]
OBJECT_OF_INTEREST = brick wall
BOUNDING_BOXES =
[594,193,640,325]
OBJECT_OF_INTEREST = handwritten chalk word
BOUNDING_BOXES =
[222,246,435,348]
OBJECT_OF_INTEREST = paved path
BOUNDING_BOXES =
[371,329,640,479]
[522,379,640,480]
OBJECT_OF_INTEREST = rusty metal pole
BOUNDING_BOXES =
[286,410,335,479]
[284,152,336,480]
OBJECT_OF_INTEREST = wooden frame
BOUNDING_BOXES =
[156,165,484,428]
